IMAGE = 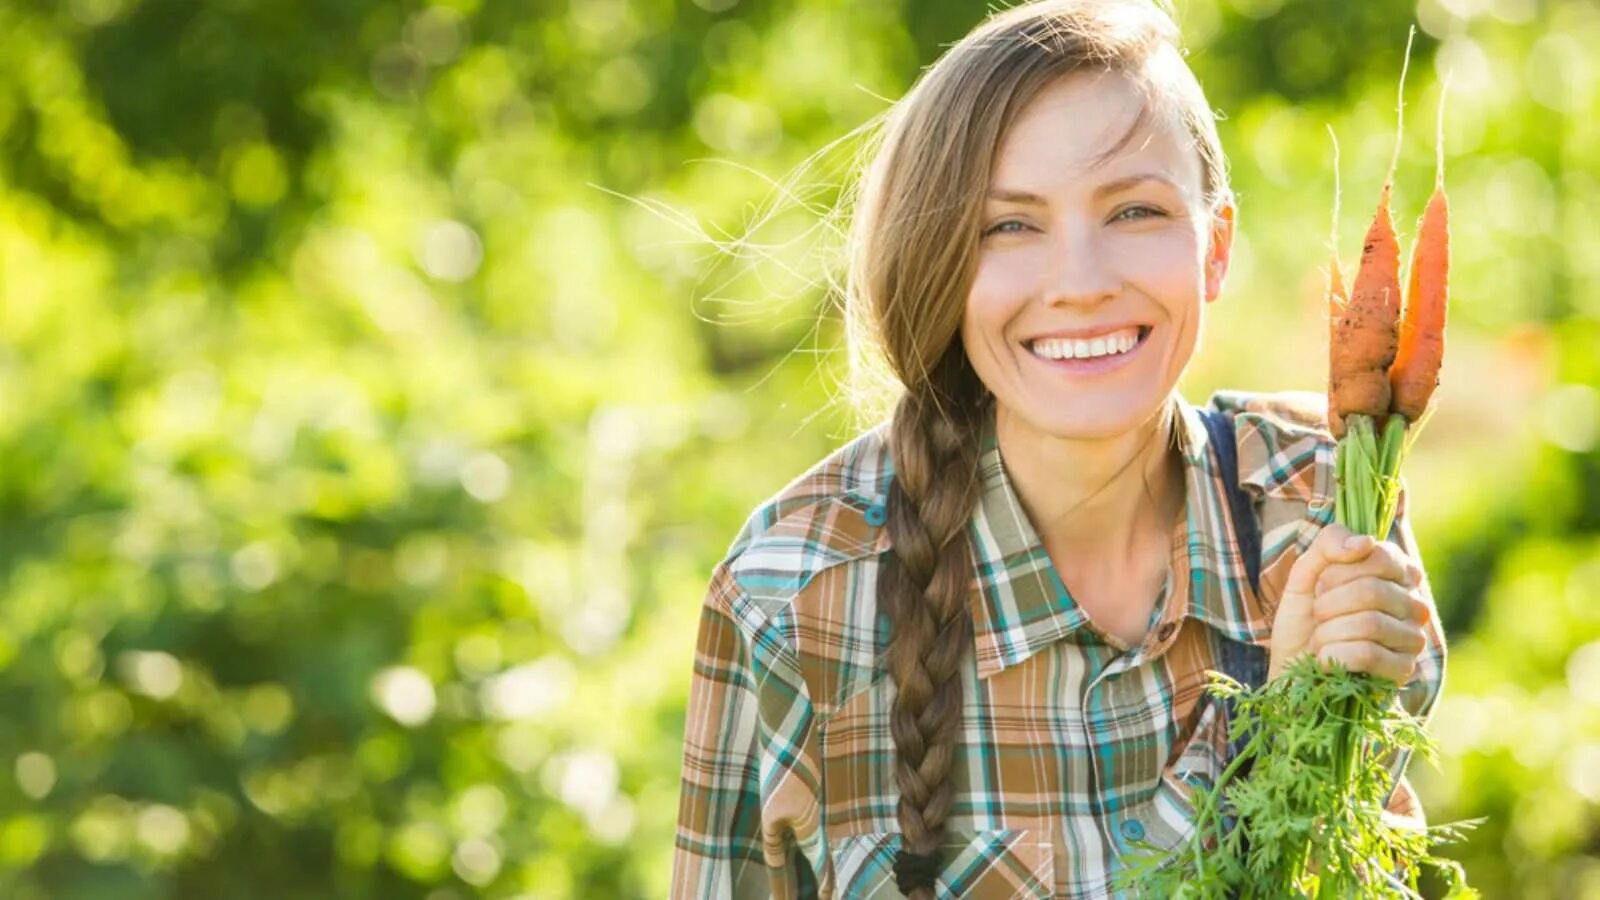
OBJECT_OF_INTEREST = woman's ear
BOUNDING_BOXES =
[1204,196,1237,304]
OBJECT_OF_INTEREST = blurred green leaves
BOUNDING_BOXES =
[0,0,1597,898]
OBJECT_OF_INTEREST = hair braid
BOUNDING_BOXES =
[881,352,985,898]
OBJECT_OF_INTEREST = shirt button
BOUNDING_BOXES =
[863,503,888,526]
[1156,622,1177,642]
[1120,818,1146,841]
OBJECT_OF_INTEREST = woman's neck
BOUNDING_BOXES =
[996,398,1188,575]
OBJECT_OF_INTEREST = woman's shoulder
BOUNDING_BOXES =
[1209,387,1335,441]
[708,423,896,714]
[717,421,895,612]
[1207,388,1338,510]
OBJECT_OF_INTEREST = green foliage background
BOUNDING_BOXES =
[1,0,1597,897]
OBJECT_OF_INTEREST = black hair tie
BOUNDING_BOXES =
[893,848,943,894]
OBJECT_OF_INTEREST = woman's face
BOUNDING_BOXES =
[962,69,1234,441]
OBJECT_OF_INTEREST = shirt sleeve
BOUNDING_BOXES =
[671,561,827,900]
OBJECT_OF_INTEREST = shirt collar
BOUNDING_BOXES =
[965,393,1269,679]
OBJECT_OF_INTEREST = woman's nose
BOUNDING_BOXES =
[1042,226,1119,307]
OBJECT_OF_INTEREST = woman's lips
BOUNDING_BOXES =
[1025,325,1152,376]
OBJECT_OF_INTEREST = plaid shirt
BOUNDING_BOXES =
[672,390,1447,899]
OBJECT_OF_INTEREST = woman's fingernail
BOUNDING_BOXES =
[1345,535,1368,551]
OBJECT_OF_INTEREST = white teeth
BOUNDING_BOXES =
[1030,328,1142,360]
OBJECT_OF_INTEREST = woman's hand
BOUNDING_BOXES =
[1267,523,1432,684]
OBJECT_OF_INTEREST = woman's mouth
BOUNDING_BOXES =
[1024,325,1152,376]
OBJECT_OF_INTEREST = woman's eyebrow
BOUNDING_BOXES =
[985,187,1049,206]
[985,172,1181,206]
[1093,172,1180,198]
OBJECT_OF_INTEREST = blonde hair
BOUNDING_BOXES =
[841,2,1231,893]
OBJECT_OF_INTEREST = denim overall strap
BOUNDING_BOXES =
[1196,408,1270,691]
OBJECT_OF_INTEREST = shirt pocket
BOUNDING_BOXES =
[826,827,1053,900]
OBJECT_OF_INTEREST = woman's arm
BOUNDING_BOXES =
[671,562,826,900]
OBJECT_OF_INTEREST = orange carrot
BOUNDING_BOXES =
[1330,183,1401,422]
[1389,79,1450,424]
[1330,30,1412,430]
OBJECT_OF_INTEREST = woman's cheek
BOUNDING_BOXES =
[1106,231,1200,295]
[972,245,1043,297]
[965,258,1034,332]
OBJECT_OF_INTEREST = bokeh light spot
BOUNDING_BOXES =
[452,836,502,885]
[415,219,483,282]
[15,753,57,800]
[118,651,182,700]
[371,666,437,727]
[136,804,190,856]
[460,451,510,502]
[231,541,282,591]
[480,657,574,720]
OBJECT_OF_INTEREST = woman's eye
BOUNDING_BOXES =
[1113,204,1166,222]
[983,220,1028,236]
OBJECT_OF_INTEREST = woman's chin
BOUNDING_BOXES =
[998,396,1155,442]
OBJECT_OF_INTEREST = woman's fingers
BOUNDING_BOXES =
[1273,527,1435,685]
[1311,608,1427,657]
[1312,576,1429,627]
[1313,539,1421,596]
[1316,640,1418,684]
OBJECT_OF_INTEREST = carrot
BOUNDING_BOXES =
[1389,77,1451,424]
[1329,188,1400,423]
[1329,29,1413,430]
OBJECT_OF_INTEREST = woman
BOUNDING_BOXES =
[672,1,1443,897]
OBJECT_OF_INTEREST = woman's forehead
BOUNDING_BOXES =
[991,71,1201,198]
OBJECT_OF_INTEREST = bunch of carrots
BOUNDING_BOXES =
[1326,28,1449,540]
[1118,29,1482,898]
[1315,24,1472,896]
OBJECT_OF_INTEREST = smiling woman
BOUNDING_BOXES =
[671,1,1444,897]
